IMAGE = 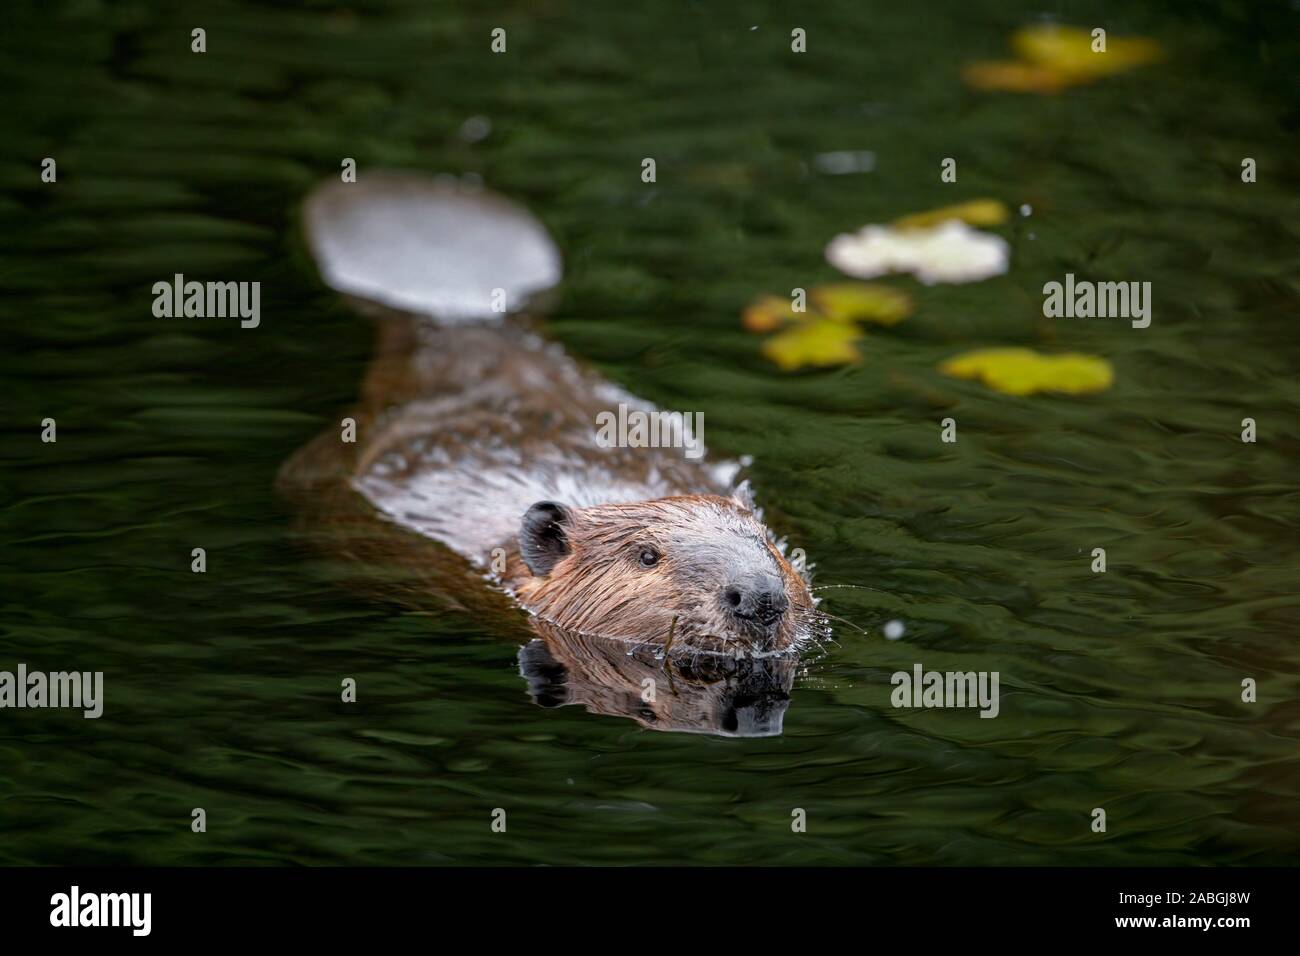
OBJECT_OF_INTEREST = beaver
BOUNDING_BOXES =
[280,172,822,730]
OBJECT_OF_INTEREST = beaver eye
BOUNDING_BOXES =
[638,549,660,568]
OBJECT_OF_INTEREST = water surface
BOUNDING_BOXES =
[2,0,1298,865]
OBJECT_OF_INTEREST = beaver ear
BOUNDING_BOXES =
[520,501,573,576]
[729,479,756,513]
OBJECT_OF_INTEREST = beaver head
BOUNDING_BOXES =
[509,494,814,653]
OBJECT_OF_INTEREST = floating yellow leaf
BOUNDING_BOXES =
[940,348,1113,396]
[962,61,1074,94]
[810,282,912,326]
[964,25,1163,94]
[742,295,800,333]
[761,319,861,371]
[893,199,1010,231]
[1013,25,1163,79]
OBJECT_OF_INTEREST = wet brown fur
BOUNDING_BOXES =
[508,496,813,652]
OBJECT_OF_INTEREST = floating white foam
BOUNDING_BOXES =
[825,219,1009,285]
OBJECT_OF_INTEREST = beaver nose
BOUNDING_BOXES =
[724,574,789,629]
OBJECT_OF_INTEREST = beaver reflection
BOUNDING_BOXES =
[519,622,795,737]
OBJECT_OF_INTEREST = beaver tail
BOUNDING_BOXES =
[302,170,562,326]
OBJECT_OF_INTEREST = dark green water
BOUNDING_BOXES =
[2,0,1298,865]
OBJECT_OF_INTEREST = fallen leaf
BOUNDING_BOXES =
[894,199,1010,231]
[810,282,912,326]
[761,319,862,371]
[940,348,1114,395]
[963,25,1163,94]
[1013,25,1163,79]
[962,60,1074,94]
[742,295,800,333]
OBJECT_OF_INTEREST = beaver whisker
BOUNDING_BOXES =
[784,609,837,654]
[662,615,678,656]
[807,609,870,638]
[809,583,890,595]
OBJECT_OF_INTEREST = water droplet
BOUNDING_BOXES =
[459,115,492,143]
